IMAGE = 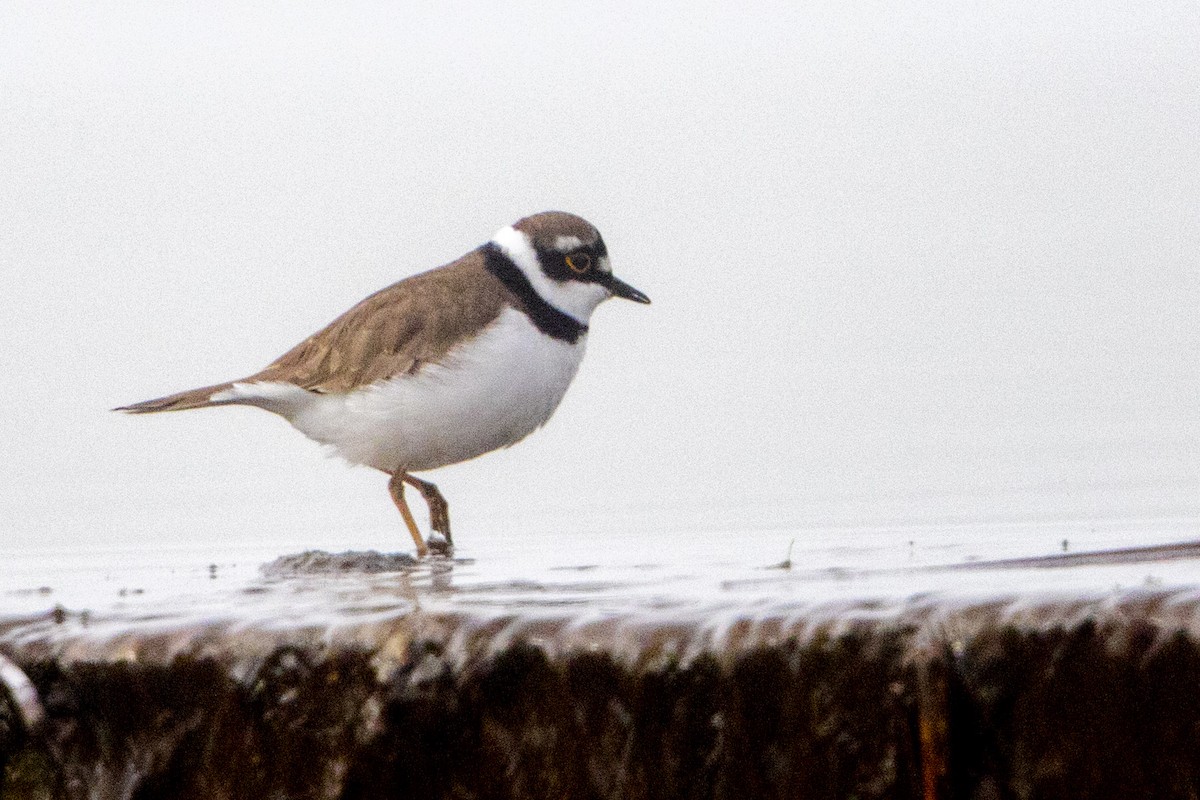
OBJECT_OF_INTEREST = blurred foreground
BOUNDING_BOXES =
[3,520,1200,798]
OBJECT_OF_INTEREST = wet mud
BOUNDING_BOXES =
[261,550,420,577]
[4,543,1200,799]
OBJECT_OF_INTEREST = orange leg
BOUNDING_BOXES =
[388,471,428,558]
[403,474,452,553]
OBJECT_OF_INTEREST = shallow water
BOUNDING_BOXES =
[5,514,1199,633]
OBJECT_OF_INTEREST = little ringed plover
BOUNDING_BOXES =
[117,211,650,556]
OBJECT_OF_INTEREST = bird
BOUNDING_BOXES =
[116,211,650,557]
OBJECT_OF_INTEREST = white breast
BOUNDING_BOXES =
[218,307,587,473]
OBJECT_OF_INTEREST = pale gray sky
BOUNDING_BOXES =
[2,1,1197,553]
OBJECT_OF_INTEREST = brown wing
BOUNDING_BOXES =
[250,249,507,393]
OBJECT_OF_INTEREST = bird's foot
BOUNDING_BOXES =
[426,533,454,558]
[403,475,453,547]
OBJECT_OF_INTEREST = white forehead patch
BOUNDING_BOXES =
[554,235,584,253]
[491,225,611,323]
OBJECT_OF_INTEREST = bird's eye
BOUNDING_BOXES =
[565,252,592,274]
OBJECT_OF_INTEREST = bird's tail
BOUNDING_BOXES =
[113,381,239,414]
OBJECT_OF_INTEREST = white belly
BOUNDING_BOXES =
[219,308,587,473]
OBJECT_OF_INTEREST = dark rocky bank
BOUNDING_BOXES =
[4,584,1200,799]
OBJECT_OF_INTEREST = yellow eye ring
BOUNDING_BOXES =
[565,252,592,273]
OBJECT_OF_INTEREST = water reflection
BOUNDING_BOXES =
[3,515,1198,640]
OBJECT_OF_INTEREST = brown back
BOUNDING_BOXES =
[251,249,508,392]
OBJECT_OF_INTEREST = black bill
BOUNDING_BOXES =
[603,274,651,304]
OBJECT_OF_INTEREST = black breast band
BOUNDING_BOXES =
[482,242,587,344]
